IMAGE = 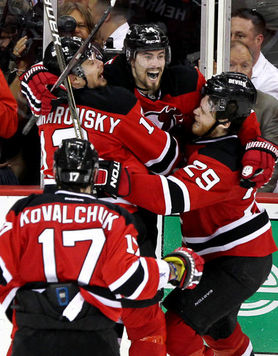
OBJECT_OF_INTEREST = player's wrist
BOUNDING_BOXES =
[168,262,179,281]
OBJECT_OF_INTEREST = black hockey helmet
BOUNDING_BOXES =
[124,24,171,64]
[203,72,257,123]
[43,36,103,78]
[54,138,99,189]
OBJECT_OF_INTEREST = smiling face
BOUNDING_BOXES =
[130,49,166,95]
[80,53,107,88]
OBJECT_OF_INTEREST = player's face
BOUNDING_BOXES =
[192,96,217,136]
[70,9,90,40]
[231,17,261,57]
[230,45,253,79]
[131,49,166,94]
[81,54,107,88]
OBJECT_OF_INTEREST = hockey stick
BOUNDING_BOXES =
[51,4,113,91]
[23,0,115,136]
[43,0,83,139]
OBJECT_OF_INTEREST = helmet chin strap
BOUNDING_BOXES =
[135,85,148,91]
[196,118,230,140]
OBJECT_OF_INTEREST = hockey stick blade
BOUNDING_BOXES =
[51,5,112,91]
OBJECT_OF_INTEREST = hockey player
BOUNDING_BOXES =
[104,23,205,135]
[104,24,276,190]
[21,24,276,193]
[21,35,180,254]
[20,37,181,355]
[104,72,278,356]
[0,138,204,356]
[21,36,178,204]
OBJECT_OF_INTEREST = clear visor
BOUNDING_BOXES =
[87,44,103,62]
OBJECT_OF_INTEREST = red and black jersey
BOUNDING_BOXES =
[0,69,18,139]
[104,55,261,144]
[0,191,169,322]
[104,54,205,134]
[125,135,277,261]
[37,85,179,211]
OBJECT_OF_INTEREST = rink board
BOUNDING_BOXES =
[0,188,278,354]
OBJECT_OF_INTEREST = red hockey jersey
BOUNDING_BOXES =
[125,135,277,261]
[0,191,170,322]
[104,55,261,143]
[36,85,179,210]
[105,55,205,133]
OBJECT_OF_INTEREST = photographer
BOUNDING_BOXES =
[0,0,42,185]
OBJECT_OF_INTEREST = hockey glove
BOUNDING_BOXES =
[20,63,67,117]
[164,247,204,290]
[95,160,131,198]
[240,136,278,189]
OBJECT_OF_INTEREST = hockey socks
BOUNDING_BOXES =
[165,311,210,356]
[203,322,253,356]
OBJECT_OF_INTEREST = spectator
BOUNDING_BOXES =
[229,39,278,192]
[0,68,18,184]
[0,25,18,78]
[3,33,41,186]
[0,1,42,186]
[123,0,201,66]
[232,0,278,68]
[231,7,278,100]
[88,0,129,50]
[112,72,278,356]
[59,1,94,40]
[0,69,18,138]
[0,137,202,356]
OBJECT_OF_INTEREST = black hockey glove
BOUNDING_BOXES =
[95,160,130,199]
[164,247,204,290]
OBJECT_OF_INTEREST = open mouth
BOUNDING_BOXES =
[147,71,160,80]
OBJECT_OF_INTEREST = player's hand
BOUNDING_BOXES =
[240,137,278,189]
[95,160,130,198]
[20,63,66,117]
[164,247,204,290]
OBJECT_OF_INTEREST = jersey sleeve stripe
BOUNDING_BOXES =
[168,176,190,213]
[84,290,122,308]
[109,260,140,292]
[127,258,149,300]
[145,134,179,175]
[110,259,149,299]
[0,221,13,236]
[0,256,12,285]
[21,81,41,116]
[161,175,190,215]
[160,176,172,215]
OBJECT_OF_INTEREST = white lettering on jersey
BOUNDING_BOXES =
[20,205,119,230]
[38,106,121,134]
